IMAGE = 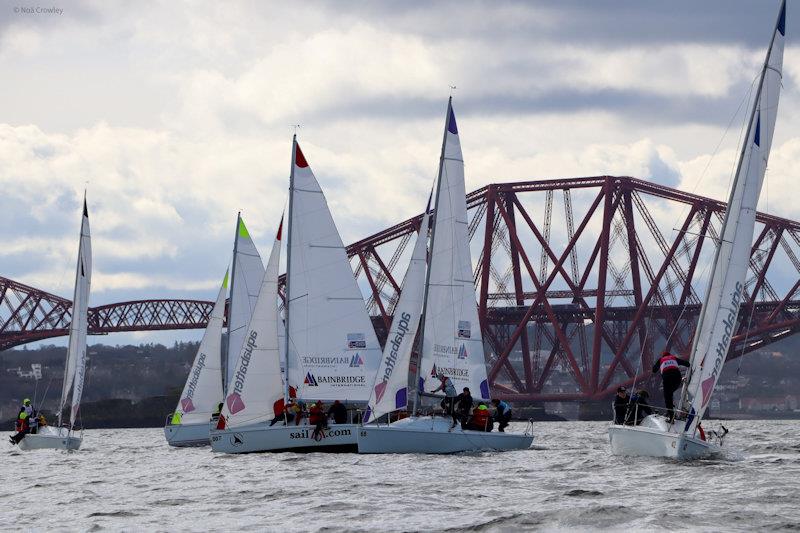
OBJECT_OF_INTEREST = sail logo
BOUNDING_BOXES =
[349,353,364,367]
[458,344,468,360]
[378,312,412,394]
[703,281,744,408]
[347,333,367,350]
[306,375,366,386]
[430,363,438,378]
[374,381,388,403]
[180,352,207,413]
[458,321,471,339]
[228,330,257,414]
[304,372,318,386]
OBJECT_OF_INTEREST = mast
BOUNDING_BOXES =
[412,97,453,416]
[223,212,241,395]
[678,0,786,421]
[283,136,296,404]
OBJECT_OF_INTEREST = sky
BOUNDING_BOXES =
[1,0,799,347]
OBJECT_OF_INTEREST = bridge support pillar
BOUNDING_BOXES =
[578,400,611,421]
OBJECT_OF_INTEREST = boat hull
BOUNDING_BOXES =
[210,423,358,454]
[17,426,81,451]
[357,416,534,454]
[608,415,719,460]
[164,421,211,447]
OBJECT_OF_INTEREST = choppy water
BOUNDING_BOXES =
[2,420,799,531]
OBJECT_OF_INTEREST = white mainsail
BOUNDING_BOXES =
[59,198,92,428]
[174,270,227,424]
[225,215,265,392]
[365,209,431,422]
[419,100,490,400]
[285,140,382,401]
[221,218,285,428]
[684,0,785,431]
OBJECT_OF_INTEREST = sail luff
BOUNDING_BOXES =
[683,0,785,432]
[284,136,297,404]
[223,213,241,396]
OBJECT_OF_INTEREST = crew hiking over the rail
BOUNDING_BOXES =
[652,351,690,420]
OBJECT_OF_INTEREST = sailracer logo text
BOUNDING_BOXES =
[375,312,411,402]
[180,352,206,412]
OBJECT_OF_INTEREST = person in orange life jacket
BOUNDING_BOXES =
[492,399,513,432]
[327,400,348,424]
[469,402,493,432]
[309,400,328,440]
[652,351,690,419]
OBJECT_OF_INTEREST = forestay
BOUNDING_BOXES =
[419,102,490,400]
[221,219,285,428]
[365,210,430,422]
[285,141,382,401]
[685,0,785,430]
[174,270,227,424]
[225,215,265,392]
[59,199,92,428]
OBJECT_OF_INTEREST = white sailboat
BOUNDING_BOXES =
[357,99,534,454]
[164,270,228,447]
[211,139,381,453]
[19,198,91,451]
[163,215,265,447]
[609,0,786,460]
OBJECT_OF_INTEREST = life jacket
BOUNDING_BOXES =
[472,406,490,429]
[309,405,324,425]
[171,412,182,425]
[659,354,681,374]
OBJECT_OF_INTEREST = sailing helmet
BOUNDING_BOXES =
[23,399,31,405]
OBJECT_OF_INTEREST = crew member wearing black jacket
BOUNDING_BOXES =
[454,387,473,428]
[613,387,630,425]
[652,351,690,419]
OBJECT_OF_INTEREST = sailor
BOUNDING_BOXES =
[491,399,513,432]
[432,373,457,425]
[454,387,473,428]
[309,400,328,440]
[212,402,223,420]
[469,403,492,432]
[625,389,653,425]
[652,351,690,419]
[327,400,348,424]
[613,387,630,425]
[9,399,32,445]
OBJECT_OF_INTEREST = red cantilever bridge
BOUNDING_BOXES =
[3,176,800,403]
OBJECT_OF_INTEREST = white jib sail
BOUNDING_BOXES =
[222,218,285,428]
[226,215,265,391]
[61,198,91,428]
[286,141,382,402]
[685,0,785,430]
[420,101,490,400]
[366,210,430,422]
[174,270,227,424]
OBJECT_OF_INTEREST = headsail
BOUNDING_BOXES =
[684,0,785,430]
[225,215,265,393]
[174,270,227,424]
[419,100,490,400]
[285,140,382,401]
[366,209,431,422]
[221,218,285,428]
[59,197,92,428]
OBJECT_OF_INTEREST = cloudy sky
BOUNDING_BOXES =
[1,0,797,346]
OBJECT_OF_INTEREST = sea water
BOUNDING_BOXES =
[2,420,799,531]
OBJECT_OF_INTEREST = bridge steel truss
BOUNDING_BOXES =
[3,176,800,402]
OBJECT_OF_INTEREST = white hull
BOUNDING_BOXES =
[17,426,81,451]
[164,421,211,447]
[608,415,720,460]
[357,416,533,454]
[210,422,358,454]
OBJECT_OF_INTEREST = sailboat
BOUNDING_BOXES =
[357,99,534,454]
[609,0,786,460]
[164,215,265,447]
[19,198,92,451]
[210,138,382,453]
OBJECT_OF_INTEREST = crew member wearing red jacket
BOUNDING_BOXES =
[652,351,690,419]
